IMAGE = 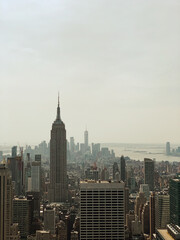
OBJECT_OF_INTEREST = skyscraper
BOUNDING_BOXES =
[150,192,156,240]
[120,155,126,182]
[155,192,170,228]
[80,180,125,240]
[166,142,171,155]
[48,96,67,203]
[84,129,88,152]
[0,164,13,240]
[169,178,180,225]
[144,158,154,191]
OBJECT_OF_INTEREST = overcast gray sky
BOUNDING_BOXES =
[0,0,180,145]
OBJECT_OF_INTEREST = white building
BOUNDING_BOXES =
[80,180,125,240]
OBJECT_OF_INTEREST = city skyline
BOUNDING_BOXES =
[1,0,180,144]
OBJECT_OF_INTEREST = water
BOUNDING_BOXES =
[102,143,180,162]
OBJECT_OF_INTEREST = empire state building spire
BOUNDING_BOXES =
[56,93,61,121]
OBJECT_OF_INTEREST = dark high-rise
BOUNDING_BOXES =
[144,158,154,191]
[48,97,67,203]
[169,178,180,225]
[120,155,126,182]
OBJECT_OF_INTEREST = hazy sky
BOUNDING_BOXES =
[0,0,180,145]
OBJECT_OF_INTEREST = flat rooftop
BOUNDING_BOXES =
[157,229,174,240]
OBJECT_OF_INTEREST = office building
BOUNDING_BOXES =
[120,155,126,182]
[144,158,154,191]
[113,162,119,180]
[156,192,170,228]
[13,196,33,238]
[80,180,125,240]
[141,202,150,234]
[150,192,156,240]
[135,192,146,219]
[84,129,88,152]
[0,164,13,240]
[48,96,68,203]
[166,142,171,155]
[7,154,23,196]
[12,146,17,158]
[31,160,41,192]
[169,178,180,225]
[44,207,55,234]
[140,184,150,200]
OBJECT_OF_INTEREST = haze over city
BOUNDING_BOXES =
[1,0,180,145]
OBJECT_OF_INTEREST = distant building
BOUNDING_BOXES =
[84,130,88,152]
[7,155,24,196]
[166,142,171,155]
[12,146,17,158]
[31,160,41,192]
[144,158,154,191]
[91,143,100,158]
[0,164,13,240]
[169,178,180,225]
[48,96,68,203]
[70,137,75,153]
[140,184,150,200]
[113,162,119,180]
[120,155,126,182]
[80,180,125,240]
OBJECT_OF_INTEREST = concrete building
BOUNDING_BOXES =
[84,129,89,152]
[135,192,146,219]
[166,142,171,155]
[9,223,20,240]
[80,180,125,240]
[36,230,52,240]
[139,184,150,200]
[44,207,55,235]
[156,224,180,240]
[155,192,170,228]
[0,164,13,240]
[169,178,180,225]
[31,160,41,192]
[141,202,150,235]
[144,158,154,191]
[48,96,68,203]
[150,192,156,240]
[113,162,119,180]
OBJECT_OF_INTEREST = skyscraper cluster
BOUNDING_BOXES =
[0,97,180,240]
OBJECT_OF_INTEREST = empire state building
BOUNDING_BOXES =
[48,97,67,202]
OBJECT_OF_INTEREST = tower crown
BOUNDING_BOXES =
[54,93,62,124]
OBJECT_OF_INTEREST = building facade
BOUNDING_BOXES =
[0,164,13,240]
[144,158,154,191]
[169,178,180,225]
[80,180,125,240]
